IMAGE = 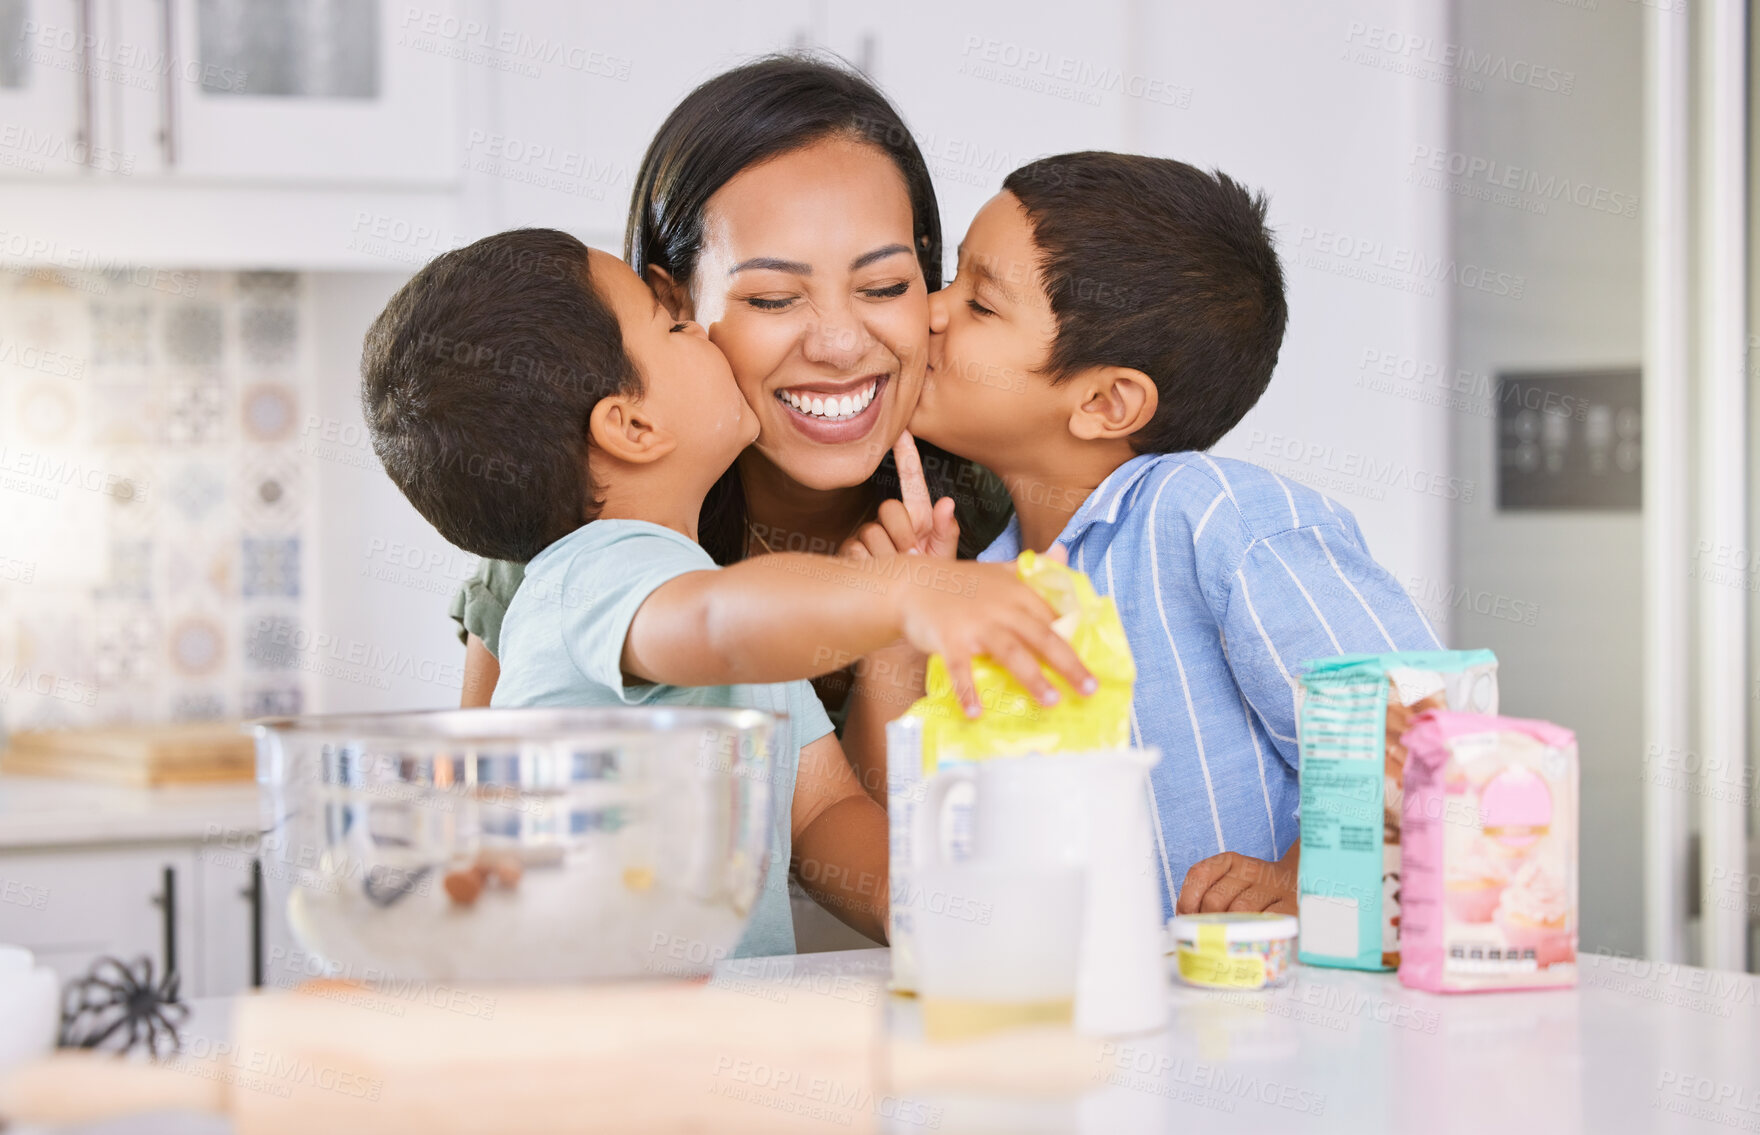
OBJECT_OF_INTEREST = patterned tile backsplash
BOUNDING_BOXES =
[0,268,312,731]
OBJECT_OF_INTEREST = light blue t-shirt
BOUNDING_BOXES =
[491,519,833,958]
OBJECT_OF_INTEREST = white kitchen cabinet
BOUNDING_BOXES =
[107,0,460,184]
[0,841,285,1000]
[0,0,466,269]
[0,0,1135,268]
[0,0,127,177]
[193,841,263,998]
[0,777,286,1001]
[0,845,200,994]
[1,0,460,186]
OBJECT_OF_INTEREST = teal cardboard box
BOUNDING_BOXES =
[1295,650,1498,971]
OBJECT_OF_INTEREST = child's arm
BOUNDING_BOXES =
[790,732,889,942]
[624,554,1093,718]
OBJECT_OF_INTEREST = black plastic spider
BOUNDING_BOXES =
[59,955,190,1058]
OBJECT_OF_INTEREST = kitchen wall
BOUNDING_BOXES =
[0,266,314,732]
[333,0,1456,701]
[0,265,474,726]
[2,1,1460,724]
[304,270,471,713]
[1131,0,1452,621]
[1447,0,1645,956]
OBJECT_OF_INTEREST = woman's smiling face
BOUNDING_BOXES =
[682,135,928,491]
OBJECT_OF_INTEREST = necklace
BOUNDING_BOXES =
[745,500,875,558]
[745,518,777,556]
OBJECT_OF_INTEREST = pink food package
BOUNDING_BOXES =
[1398,710,1578,993]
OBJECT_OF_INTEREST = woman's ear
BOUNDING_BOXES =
[1068,366,1159,442]
[644,266,695,322]
[589,395,676,465]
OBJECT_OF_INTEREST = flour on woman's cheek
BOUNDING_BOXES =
[689,216,735,327]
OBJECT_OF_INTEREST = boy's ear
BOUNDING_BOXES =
[1067,366,1158,442]
[589,394,676,465]
[644,266,695,322]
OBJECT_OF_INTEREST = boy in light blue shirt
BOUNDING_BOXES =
[899,154,1439,920]
[490,520,834,958]
[360,228,1093,956]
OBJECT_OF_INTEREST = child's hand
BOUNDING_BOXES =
[1177,846,1299,916]
[895,561,1095,716]
[842,431,960,560]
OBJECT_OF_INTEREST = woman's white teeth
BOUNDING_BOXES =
[779,381,877,421]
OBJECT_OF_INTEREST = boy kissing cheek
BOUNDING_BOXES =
[901,156,1439,919]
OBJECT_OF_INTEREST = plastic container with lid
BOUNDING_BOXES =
[1168,912,1299,990]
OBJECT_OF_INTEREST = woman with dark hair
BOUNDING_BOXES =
[450,55,1010,787]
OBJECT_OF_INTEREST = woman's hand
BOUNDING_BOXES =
[841,431,959,560]
[895,561,1095,717]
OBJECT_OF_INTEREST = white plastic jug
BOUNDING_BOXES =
[913,748,1169,1037]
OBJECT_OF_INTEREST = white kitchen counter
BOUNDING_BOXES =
[0,776,260,850]
[730,948,1760,1134]
[19,946,1759,1134]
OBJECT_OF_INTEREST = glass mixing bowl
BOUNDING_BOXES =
[252,707,777,982]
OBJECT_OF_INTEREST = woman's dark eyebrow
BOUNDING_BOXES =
[730,256,812,274]
[849,243,912,271]
[728,244,911,276]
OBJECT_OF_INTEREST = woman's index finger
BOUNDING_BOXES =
[892,429,934,528]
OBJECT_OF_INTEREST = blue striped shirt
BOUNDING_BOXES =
[978,452,1440,918]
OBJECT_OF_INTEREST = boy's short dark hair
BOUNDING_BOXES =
[1003,152,1287,454]
[360,228,640,563]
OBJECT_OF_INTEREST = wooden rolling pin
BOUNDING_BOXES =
[1,979,1104,1134]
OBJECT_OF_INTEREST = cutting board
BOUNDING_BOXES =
[0,723,256,786]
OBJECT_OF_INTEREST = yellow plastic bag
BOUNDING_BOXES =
[907,550,1137,771]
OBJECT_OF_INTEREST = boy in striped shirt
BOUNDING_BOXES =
[905,153,1440,919]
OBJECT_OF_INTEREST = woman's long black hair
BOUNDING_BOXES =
[626,53,1011,564]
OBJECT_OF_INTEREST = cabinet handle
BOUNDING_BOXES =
[150,865,178,978]
[157,0,178,167]
[75,0,94,167]
[242,859,264,988]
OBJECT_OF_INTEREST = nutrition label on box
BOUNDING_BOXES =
[1296,673,1395,970]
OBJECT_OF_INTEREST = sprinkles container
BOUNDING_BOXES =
[1169,912,1298,990]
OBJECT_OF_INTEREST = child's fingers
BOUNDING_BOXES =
[925,497,960,558]
[988,634,1062,707]
[1019,620,1097,696]
[1044,542,1070,565]
[1198,872,1255,913]
[876,499,920,553]
[840,538,872,562]
[943,654,981,718]
[856,524,895,559]
[892,429,934,532]
[995,571,1060,621]
[1176,853,1235,914]
[1229,886,1287,913]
